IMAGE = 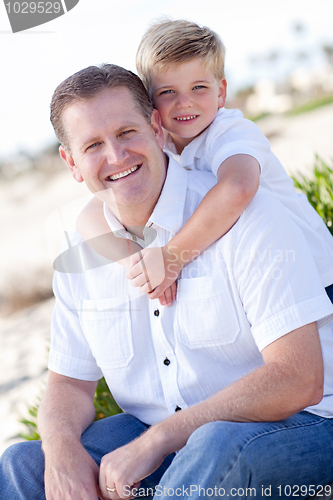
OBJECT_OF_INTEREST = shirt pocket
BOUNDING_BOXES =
[175,272,240,349]
[80,296,133,368]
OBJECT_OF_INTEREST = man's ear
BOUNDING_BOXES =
[59,145,84,183]
[217,78,227,109]
[150,109,165,150]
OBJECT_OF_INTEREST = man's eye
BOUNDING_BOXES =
[87,142,99,150]
[122,129,135,136]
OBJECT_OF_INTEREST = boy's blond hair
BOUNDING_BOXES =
[136,18,226,94]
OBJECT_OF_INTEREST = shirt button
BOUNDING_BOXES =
[175,405,182,412]
[154,309,160,317]
[163,357,170,366]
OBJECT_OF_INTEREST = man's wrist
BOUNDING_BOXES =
[147,418,188,457]
[41,428,81,455]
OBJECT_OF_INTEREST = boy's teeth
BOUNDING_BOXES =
[108,165,139,181]
[176,116,197,121]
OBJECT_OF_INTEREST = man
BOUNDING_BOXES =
[1,64,333,500]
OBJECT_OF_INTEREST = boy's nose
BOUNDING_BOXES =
[175,92,193,109]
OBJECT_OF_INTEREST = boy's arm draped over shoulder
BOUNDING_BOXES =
[76,197,141,265]
[127,154,260,299]
[76,197,177,307]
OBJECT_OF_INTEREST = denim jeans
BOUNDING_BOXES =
[1,411,333,500]
[326,284,333,304]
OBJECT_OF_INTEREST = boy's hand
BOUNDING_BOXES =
[156,281,178,307]
[126,246,182,306]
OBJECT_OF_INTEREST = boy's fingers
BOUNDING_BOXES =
[126,260,144,279]
[129,251,142,268]
[163,287,173,307]
[158,293,167,306]
[170,281,177,301]
[147,288,160,300]
[140,281,153,295]
[129,272,147,288]
[147,284,166,301]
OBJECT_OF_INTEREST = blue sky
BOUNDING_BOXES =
[0,0,332,158]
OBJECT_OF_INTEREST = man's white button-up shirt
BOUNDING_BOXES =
[49,157,333,424]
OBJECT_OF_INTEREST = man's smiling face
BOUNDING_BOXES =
[59,86,166,216]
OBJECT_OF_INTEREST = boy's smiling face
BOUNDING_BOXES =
[151,58,227,154]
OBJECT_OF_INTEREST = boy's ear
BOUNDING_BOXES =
[150,109,165,150]
[59,145,84,183]
[217,78,227,109]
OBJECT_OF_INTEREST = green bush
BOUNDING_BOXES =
[93,377,123,420]
[292,156,333,235]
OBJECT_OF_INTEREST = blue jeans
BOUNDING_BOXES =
[326,284,333,304]
[1,411,333,500]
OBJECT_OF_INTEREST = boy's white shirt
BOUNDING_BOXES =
[164,107,333,288]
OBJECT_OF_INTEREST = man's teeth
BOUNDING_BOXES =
[176,116,197,121]
[108,165,139,181]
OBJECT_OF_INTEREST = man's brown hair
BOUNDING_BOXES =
[50,64,153,152]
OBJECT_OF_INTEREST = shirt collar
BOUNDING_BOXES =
[103,155,188,244]
[164,124,209,165]
[147,155,187,236]
[164,108,226,165]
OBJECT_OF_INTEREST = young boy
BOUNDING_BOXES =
[79,19,333,306]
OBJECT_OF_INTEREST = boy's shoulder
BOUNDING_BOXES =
[209,107,253,134]
[202,107,262,153]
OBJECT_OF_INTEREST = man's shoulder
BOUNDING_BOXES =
[52,228,86,275]
[238,187,302,237]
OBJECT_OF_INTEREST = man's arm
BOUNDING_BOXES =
[99,322,323,498]
[37,371,101,500]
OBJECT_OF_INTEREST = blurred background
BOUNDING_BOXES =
[0,0,333,453]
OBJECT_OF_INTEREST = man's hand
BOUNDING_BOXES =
[44,436,105,500]
[126,246,182,306]
[99,433,166,499]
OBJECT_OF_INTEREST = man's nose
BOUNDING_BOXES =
[175,92,193,109]
[105,139,129,164]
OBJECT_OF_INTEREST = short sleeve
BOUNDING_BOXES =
[232,190,333,351]
[48,270,103,381]
[206,110,271,177]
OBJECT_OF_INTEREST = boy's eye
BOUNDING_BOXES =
[160,89,174,95]
[193,85,206,90]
